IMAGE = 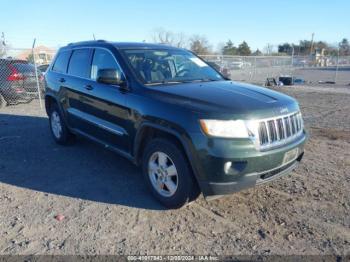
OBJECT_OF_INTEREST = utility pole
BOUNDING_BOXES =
[291,44,295,76]
[1,32,5,44]
[310,33,315,56]
[1,32,6,57]
[93,34,96,40]
[334,44,340,84]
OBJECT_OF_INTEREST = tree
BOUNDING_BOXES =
[278,43,292,55]
[277,40,343,56]
[315,41,328,51]
[222,40,237,55]
[339,38,350,56]
[151,28,187,48]
[252,49,262,56]
[189,35,211,55]
[298,40,313,55]
[237,41,251,55]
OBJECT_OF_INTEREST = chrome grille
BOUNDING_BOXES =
[258,122,269,145]
[267,120,278,142]
[255,112,303,150]
[276,118,284,139]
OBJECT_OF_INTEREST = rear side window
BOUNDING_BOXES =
[67,49,92,78]
[52,51,71,73]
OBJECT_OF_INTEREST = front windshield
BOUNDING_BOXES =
[122,49,224,85]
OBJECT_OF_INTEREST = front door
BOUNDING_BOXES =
[66,47,130,153]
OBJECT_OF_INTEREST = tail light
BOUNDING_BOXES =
[7,65,26,81]
[39,75,44,81]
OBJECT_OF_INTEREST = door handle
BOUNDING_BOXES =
[85,84,94,90]
[59,77,66,83]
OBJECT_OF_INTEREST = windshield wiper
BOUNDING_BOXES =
[181,78,219,83]
[146,80,183,86]
[146,78,219,86]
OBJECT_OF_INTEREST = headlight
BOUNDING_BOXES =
[200,119,250,138]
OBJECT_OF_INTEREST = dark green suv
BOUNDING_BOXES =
[45,40,307,208]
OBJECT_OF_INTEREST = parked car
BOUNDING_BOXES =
[293,58,308,67]
[205,61,231,79]
[230,58,244,69]
[45,40,307,208]
[38,64,50,75]
[0,59,44,108]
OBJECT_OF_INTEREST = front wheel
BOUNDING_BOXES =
[142,138,200,208]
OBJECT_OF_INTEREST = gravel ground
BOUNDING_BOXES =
[0,84,349,256]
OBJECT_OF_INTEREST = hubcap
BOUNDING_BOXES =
[148,151,178,197]
[51,111,62,139]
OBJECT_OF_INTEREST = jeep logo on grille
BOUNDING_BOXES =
[279,107,289,114]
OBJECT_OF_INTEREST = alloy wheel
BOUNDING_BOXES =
[148,151,179,197]
[51,111,62,139]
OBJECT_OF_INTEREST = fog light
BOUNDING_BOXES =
[224,162,232,174]
[224,161,248,175]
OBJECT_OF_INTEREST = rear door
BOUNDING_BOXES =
[46,49,72,101]
[64,48,94,133]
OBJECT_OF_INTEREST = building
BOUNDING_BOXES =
[16,45,56,65]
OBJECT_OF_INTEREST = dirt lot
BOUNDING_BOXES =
[0,84,349,256]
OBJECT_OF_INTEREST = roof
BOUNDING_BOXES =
[66,40,180,50]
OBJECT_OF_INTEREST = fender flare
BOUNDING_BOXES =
[133,122,201,183]
[44,94,70,127]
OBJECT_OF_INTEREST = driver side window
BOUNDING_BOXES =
[173,55,196,75]
[91,49,122,80]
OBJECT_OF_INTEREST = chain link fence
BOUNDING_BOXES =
[0,47,56,109]
[200,54,350,85]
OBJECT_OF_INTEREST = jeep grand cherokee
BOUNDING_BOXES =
[44,40,307,208]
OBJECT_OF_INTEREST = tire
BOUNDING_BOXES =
[142,138,200,208]
[0,94,7,109]
[49,103,73,145]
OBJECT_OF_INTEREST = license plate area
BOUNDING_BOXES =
[283,147,299,165]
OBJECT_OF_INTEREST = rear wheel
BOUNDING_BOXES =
[49,103,73,145]
[0,94,7,109]
[142,138,200,208]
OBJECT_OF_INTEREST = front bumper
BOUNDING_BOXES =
[199,152,303,196]
[188,130,308,196]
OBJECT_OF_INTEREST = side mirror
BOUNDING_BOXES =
[96,68,125,86]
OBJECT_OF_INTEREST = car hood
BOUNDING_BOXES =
[148,81,299,118]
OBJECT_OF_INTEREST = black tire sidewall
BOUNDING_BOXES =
[142,138,197,208]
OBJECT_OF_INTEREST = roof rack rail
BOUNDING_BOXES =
[67,40,107,46]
